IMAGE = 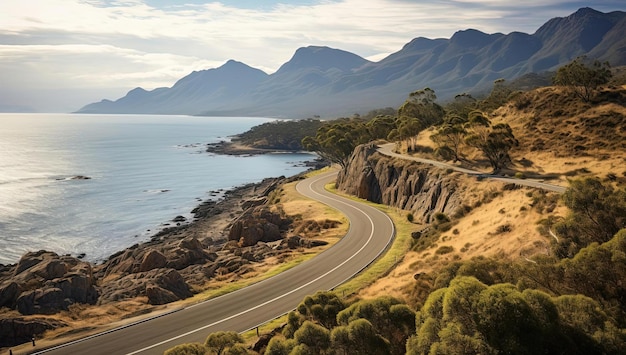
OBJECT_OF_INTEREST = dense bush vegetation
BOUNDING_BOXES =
[235,119,324,151]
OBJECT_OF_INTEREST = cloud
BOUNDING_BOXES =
[0,0,623,111]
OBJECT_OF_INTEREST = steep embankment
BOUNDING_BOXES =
[336,144,468,223]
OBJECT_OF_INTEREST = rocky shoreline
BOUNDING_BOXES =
[0,147,331,348]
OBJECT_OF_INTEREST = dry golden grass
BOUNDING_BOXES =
[358,178,563,301]
[278,175,348,242]
[403,86,626,187]
[498,86,626,186]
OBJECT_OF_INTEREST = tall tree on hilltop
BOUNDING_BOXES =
[480,78,513,112]
[302,118,369,168]
[553,56,612,102]
[430,115,468,162]
[394,88,445,151]
[465,114,518,173]
[445,93,478,119]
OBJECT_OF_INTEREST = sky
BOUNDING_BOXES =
[1,1,624,112]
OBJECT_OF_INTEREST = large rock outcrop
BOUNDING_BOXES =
[228,206,293,247]
[98,268,192,305]
[336,144,465,223]
[0,317,67,347]
[99,237,215,278]
[0,251,99,315]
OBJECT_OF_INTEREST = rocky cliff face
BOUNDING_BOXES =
[336,144,465,223]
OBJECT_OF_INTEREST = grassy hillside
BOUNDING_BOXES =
[364,84,626,290]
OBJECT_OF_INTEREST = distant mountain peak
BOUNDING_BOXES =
[222,59,250,68]
[450,29,501,48]
[126,87,148,97]
[276,45,370,74]
[572,7,602,16]
[402,37,445,51]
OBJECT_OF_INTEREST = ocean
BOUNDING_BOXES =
[0,113,314,265]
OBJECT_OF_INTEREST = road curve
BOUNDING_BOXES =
[377,143,566,193]
[35,170,395,355]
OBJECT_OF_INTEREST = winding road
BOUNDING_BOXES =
[35,170,395,355]
[377,143,566,193]
[32,143,563,355]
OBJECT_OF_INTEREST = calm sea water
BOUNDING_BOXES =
[0,113,314,264]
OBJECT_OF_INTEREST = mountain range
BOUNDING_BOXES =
[77,7,626,118]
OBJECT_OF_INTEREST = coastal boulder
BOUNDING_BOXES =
[98,244,143,277]
[241,197,267,209]
[0,281,20,308]
[145,284,179,305]
[2,251,99,315]
[16,287,66,315]
[15,274,98,315]
[228,206,292,247]
[13,250,68,279]
[139,250,167,272]
[165,237,214,270]
[0,317,67,347]
[54,270,99,304]
[283,235,329,249]
[98,268,192,304]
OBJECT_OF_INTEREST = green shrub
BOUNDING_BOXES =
[435,246,454,255]
[453,204,472,218]
[164,343,207,355]
[433,213,450,223]
[495,223,512,234]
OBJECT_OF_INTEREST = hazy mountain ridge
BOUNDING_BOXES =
[77,7,626,118]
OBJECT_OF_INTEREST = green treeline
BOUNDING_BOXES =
[235,119,324,151]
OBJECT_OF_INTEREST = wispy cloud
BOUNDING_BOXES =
[0,0,623,111]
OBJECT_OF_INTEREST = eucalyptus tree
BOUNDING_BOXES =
[430,115,468,162]
[465,117,518,173]
[553,56,612,102]
[395,88,445,150]
[301,118,370,168]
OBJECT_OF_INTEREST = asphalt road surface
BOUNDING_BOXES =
[377,143,566,193]
[35,170,395,355]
